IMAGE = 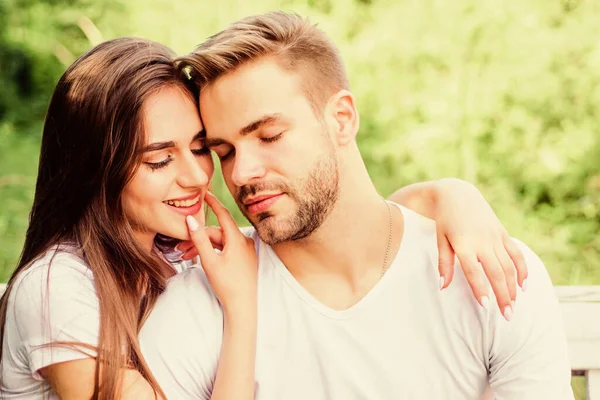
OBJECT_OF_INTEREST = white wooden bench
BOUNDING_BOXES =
[0,283,598,397]
[556,286,600,399]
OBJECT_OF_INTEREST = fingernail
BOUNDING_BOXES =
[511,300,515,309]
[186,215,200,232]
[480,296,490,310]
[439,276,445,291]
[503,306,513,321]
[521,279,528,292]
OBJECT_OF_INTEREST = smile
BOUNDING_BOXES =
[162,192,204,218]
[163,194,202,208]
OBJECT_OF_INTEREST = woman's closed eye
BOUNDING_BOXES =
[144,146,210,170]
[145,155,173,170]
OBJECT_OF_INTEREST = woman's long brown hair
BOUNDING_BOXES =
[0,37,198,399]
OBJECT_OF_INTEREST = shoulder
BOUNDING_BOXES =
[393,203,440,271]
[10,246,95,311]
[486,240,572,396]
[4,245,101,373]
[491,238,559,320]
[394,204,438,247]
[510,239,554,286]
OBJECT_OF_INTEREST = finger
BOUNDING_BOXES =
[503,234,528,291]
[455,250,490,310]
[205,226,224,248]
[181,227,224,260]
[186,215,217,267]
[437,232,455,291]
[204,192,239,240]
[494,244,517,304]
[181,247,199,260]
[478,251,513,321]
[175,240,195,253]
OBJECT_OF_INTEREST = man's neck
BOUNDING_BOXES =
[271,173,404,310]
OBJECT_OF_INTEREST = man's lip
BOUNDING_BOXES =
[243,193,283,205]
[246,193,284,214]
[165,191,202,202]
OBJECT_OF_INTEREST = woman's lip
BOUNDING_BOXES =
[165,198,204,217]
[247,193,284,214]
[166,191,202,202]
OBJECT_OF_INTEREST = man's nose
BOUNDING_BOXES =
[230,148,266,187]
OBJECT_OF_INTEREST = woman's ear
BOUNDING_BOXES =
[325,90,359,147]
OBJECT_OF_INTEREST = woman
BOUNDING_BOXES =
[0,37,523,399]
[0,37,258,399]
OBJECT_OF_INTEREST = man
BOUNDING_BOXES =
[140,12,572,399]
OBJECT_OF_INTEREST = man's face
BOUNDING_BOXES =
[199,57,339,245]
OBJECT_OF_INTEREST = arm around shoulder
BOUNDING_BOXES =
[487,240,573,400]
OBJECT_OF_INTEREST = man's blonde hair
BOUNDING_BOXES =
[177,11,350,114]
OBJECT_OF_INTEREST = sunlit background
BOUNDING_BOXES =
[1,0,598,396]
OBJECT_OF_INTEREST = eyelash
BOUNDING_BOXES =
[145,148,211,170]
[146,156,173,170]
[260,132,283,143]
[217,132,283,162]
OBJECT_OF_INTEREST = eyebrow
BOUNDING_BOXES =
[240,113,282,136]
[205,114,282,148]
[140,129,205,153]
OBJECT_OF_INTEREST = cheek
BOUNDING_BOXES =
[199,155,215,182]
[122,169,171,213]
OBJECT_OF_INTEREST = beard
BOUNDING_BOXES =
[236,151,339,245]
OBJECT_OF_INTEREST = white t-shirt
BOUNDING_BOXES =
[140,205,574,400]
[0,244,189,399]
[0,246,98,399]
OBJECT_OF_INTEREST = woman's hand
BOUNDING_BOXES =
[184,192,257,400]
[389,178,527,320]
[185,192,258,313]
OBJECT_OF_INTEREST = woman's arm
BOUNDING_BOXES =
[185,192,258,400]
[211,305,257,400]
[388,178,527,318]
[40,361,160,400]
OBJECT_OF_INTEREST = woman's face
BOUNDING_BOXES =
[122,85,214,248]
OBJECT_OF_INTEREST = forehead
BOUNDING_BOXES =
[143,86,202,142]
[199,58,309,136]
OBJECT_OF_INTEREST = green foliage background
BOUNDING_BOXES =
[4,0,598,283]
[0,0,598,395]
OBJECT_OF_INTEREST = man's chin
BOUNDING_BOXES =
[255,216,306,245]
[254,218,283,245]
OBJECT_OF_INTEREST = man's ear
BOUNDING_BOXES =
[325,90,359,146]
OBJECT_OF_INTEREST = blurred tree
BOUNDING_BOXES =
[1,0,599,284]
